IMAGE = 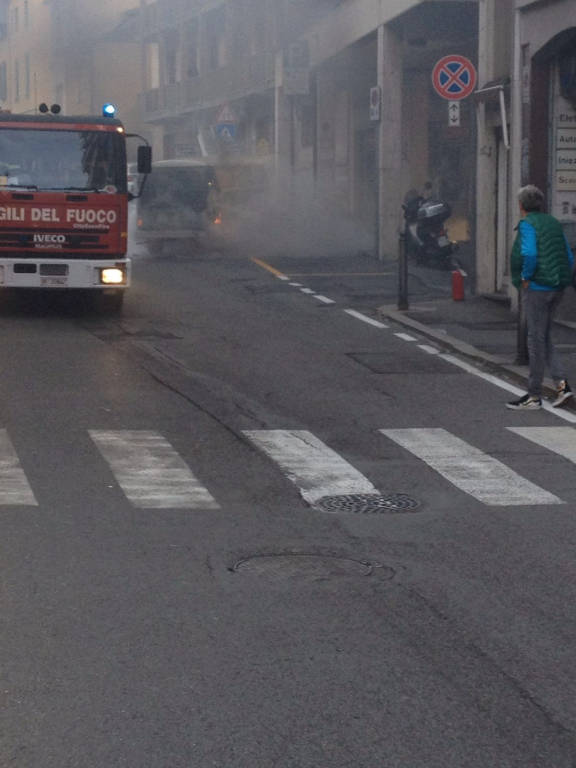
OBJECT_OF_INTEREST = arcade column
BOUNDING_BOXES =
[377,23,403,261]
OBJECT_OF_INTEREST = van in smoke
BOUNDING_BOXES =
[135,158,220,256]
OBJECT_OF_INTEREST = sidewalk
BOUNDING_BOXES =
[377,269,576,408]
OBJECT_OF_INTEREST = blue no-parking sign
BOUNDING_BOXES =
[432,55,477,101]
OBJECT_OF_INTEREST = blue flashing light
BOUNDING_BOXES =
[102,103,117,117]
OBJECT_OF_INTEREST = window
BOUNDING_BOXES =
[24,1,29,28]
[12,7,19,33]
[163,29,179,85]
[0,129,127,192]
[0,3,7,40]
[559,48,576,106]
[205,6,226,71]
[14,60,20,102]
[184,20,198,78]
[300,103,315,148]
[0,62,6,102]
[24,54,30,99]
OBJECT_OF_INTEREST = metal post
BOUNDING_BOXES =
[397,229,409,311]
[515,287,529,365]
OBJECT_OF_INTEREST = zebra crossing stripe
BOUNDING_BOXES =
[380,428,562,506]
[89,430,219,509]
[508,427,576,465]
[0,429,37,505]
[243,429,379,506]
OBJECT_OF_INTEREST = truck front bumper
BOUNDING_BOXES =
[0,258,131,289]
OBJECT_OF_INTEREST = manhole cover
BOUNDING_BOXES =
[231,553,394,580]
[314,493,420,514]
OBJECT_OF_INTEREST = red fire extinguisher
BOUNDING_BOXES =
[451,268,467,301]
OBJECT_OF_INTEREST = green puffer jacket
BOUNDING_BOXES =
[510,212,573,289]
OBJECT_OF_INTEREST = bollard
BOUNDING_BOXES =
[451,268,466,301]
[397,230,409,311]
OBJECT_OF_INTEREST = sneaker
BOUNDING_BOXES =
[553,380,573,408]
[506,394,542,410]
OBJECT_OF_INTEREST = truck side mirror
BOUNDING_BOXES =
[137,145,152,175]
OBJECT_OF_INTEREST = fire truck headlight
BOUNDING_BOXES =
[100,268,125,285]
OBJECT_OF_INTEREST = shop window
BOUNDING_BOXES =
[163,133,176,159]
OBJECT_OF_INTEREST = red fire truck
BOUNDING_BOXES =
[0,109,151,311]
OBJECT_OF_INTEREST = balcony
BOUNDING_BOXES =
[142,53,275,121]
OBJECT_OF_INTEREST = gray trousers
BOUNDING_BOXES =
[525,288,566,397]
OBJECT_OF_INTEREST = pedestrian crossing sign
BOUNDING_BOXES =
[215,123,237,142]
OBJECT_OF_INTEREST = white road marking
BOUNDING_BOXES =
[440,354,576,424]
[343,309,389,329]
[243,429,379,506]
[380,427,562,506]
[300,288,315,295]
[314,295,335,304]
[0,429,37,505]
[394,332,418,342]
[289,282,303,287]
[276,275,290,281]
[418,344,440,355]
[508,427,576,464]
[90,430,219,509]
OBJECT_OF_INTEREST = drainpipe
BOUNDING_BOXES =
[511,5,528,366]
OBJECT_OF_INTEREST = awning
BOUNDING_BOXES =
[474,80,511,150]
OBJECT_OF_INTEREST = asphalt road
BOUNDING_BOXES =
[1,244,576,767]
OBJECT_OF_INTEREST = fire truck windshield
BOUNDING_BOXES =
[0,128,126,193]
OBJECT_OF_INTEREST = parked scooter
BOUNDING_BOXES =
[402,190,458,268]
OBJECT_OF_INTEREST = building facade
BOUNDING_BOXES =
[139,0,479,259]
[475,0,576,299]
[515,0,576,242]
[0,0,54,114]
[0,0,144,138]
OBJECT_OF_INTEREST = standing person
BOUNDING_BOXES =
[507,185,574,410]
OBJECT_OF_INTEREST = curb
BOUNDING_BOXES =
[377,305,575,409]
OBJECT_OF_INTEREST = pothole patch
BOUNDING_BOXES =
[314,493,420,514]
[230,553,395,580]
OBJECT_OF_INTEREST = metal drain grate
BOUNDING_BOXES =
[314,493,420,514]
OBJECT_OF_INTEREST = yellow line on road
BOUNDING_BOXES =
[287,272,396,277]
[251,259,395,279]
[251,257,287,278]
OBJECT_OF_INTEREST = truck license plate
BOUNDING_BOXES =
[41,276,68,287]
